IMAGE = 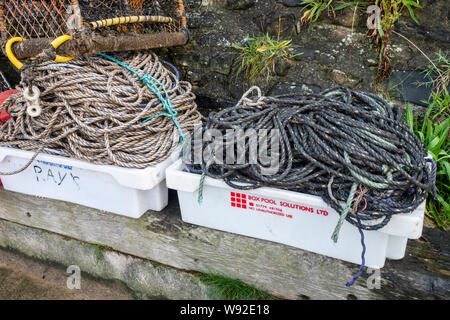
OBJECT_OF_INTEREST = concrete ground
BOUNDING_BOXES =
[0,246,135,300]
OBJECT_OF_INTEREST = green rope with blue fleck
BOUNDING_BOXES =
[184,86,433,232]
[331,182,358,243]
[184,86,434,287]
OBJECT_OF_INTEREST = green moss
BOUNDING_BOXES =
[92,244,109,264]
[200,273,280,300]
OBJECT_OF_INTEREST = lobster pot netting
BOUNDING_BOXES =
[1,0,185,40]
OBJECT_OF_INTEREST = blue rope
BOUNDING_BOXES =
[98,53,184,143]
[346,214,366,287]
[426,158,438,200]
[160,59,180,82]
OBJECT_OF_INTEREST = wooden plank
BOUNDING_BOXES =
[0,189,448,299]
[0,220,217,300]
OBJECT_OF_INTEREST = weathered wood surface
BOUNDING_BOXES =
[0,189,448,300]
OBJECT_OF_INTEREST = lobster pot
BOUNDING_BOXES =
[0,0,188,58]
[166,160,426,269]
[0,146,182,218]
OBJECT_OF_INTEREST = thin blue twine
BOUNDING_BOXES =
[346,214,366,287]
[160,59,180,82]
[97,53,184,143]
[426,158,438,200]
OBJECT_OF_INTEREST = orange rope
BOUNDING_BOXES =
[128,0,145,9]
[0,1,6,32]
[177,0,186,27]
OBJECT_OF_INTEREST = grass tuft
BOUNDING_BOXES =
[232,34,301,84]
[200,274,279,300]
[405,101,449,229]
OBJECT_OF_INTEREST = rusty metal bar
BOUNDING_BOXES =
[6,31,188,60]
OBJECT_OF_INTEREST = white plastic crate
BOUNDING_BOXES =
[0,146,181,218]
[166,159,426,268]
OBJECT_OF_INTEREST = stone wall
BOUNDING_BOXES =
[166,0,449,109]
[0,0,449,109]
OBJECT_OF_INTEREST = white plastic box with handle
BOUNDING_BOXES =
[166,159,426,268]
[0,146,181,218]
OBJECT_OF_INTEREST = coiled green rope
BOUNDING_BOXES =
[184,86,433,234]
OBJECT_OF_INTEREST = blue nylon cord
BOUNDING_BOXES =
[426,158,438,200]
[160,59,180,82]
[346,214,366,287]
[97,53,184,143]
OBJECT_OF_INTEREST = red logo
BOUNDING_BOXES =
[231,192,247,209]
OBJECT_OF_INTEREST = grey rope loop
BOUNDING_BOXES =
[184,86,433,233]
[0,51,202,170]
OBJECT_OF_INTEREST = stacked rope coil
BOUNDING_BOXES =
[0,51,201,169]
[183,86,434,237]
